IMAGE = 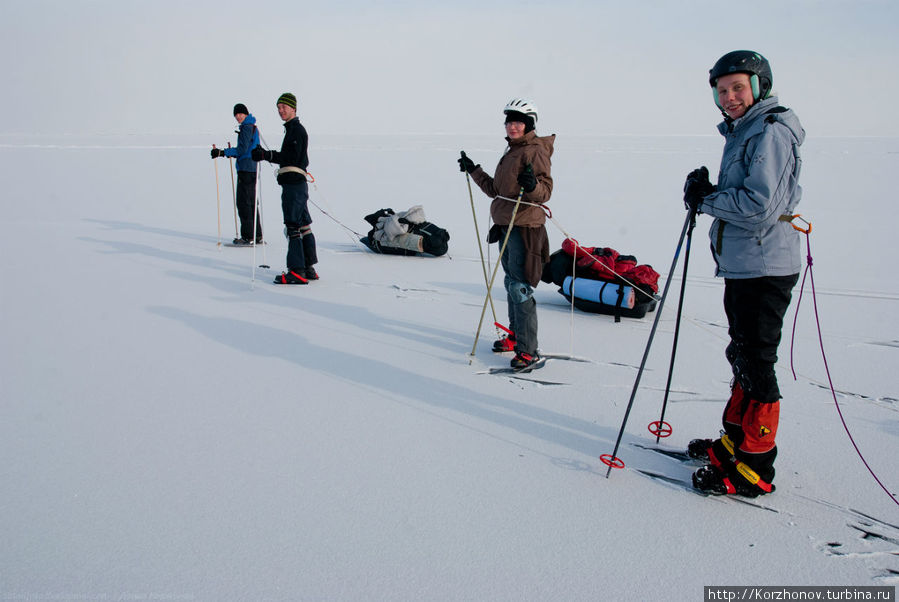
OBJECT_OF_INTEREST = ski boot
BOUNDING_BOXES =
[274,270,308,285]
[304,267,319,281]
[687,438,715,462]
[493,333,516,353]
[510,351,540,372]
[692,464,774,498]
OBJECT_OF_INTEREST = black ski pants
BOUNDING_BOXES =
[236,170,261,242]
[722,274,799,403]
[281,181,316,272]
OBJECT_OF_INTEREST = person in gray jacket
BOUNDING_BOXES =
[682,50,805,497]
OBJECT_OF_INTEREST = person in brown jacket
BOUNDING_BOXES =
[459,98,554,370]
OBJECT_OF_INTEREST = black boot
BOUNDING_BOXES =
[687,438,715,461]
[274,270,308,285]
[493,332,515,352]
[510,351,540,372]
[692,464,774,497]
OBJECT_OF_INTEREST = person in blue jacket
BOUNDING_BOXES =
[211,103,262,244]
[682,51,805,497]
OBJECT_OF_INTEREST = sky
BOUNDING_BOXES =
[2,0,898,139]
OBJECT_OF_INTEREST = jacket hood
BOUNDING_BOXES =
[507,130,556,157]
[243,114,256,126]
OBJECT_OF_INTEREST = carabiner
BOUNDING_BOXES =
[790,214,811,234]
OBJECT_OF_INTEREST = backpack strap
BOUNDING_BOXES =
[764,105,788,124]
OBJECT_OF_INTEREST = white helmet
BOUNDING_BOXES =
[503,98,538,123]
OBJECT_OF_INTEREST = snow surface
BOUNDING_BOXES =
[1,132,897,600]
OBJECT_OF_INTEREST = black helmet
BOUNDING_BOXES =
[709,50,773,101]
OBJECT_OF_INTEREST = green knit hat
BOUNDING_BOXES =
[277,92,297,109]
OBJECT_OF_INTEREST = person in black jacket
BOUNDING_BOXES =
[252,92,318,284]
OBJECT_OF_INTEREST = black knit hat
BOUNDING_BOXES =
[233,103,249,116]
[277,92,297,109]
[504,110,535,133]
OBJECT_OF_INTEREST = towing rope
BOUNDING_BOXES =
[787,216,898,507]
[300,171,368,244]
[493,194,661,302]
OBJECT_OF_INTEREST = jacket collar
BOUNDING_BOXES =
[506,130,537,146]
[719,96,780,135]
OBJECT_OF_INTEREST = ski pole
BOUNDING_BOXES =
[652,209,697,442]
[461,151,499,328]
[213,144,222,248]
[257,164,269,268]
[469,181,527,363]
[251,163,261,288]
[228,142,239,239]
[462,151,497,323]
[602,206,698,476]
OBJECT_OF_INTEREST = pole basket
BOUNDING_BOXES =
[600,454,625,470]
[648,421,672,438]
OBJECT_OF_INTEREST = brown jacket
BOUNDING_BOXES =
[471,131,555,227]
[486,224,550,287]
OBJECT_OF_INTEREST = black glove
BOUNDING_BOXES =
[251,146,271,162]
[517,166,537,193]
[210,148,225,159]
[458,153,478,174]
[683,166,714,212]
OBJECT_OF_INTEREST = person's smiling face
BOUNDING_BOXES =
[715,72,755,120]
[277,103,296,122]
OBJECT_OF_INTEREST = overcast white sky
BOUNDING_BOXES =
[2,0,897,138]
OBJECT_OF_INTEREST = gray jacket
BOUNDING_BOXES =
[699,96,805,279]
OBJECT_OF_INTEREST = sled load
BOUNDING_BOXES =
[360,206,450,257]
[541,238,660,321]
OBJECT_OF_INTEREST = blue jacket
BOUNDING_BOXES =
[699,97,805,279]
[223,114,260,172]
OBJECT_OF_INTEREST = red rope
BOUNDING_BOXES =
[790,229,898,507]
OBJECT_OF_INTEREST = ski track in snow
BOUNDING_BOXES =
[4,134,899,597]
[632,444,899,582]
